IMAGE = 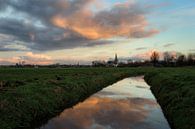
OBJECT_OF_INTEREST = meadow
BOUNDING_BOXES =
[0,67,194,129]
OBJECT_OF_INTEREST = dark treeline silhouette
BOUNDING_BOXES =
[91,51,195,67]
[150,51,195,67]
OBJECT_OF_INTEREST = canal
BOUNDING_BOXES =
[38,76,171,129]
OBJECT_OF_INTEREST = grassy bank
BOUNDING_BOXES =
[0,67,194,129]
[145,68,195,129]
[0,68,146,129]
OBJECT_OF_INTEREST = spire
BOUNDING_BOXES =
[114,53,118,64]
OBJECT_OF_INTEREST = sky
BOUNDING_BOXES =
[0,0,195,65]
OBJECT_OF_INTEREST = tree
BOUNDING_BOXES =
[163,52,171,64]
[163,52,177,66]
[177,54,186,66]
[150,51,160,66]
[187,53,195,65]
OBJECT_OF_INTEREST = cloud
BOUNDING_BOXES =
[132,49,163,60]
[0,34,22,51]
[0,47,21,51]
[135,47,147,51]
[0,57,20,65]
[40,96,156,129]
[24,52,51,60]
[0,52,53,65]
[51,0,159,40]
[163,43,174,48]
[189,49,195,52]
[132,50,184,60]
[0,0,158,51]
[0,33,30,51]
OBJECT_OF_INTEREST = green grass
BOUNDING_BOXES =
[144,67,195,129]
[0,67,194,129]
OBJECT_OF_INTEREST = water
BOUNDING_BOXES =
[38,76,171,129]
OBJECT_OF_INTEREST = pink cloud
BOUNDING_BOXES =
[132,49,163,60]
[0,52,53,65]
[51,0,159,40]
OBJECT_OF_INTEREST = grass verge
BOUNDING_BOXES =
[144,68,195,129]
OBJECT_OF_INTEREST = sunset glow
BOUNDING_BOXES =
[0,0,195,65]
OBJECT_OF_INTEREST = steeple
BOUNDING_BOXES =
[114,53,118,64]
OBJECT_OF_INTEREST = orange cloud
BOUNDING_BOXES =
[0,52,53,65]
[40,96,157,129]
[26,52,51,60]
[0,57,20,65]
[51,0,158,40]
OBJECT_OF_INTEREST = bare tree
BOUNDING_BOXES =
[187,53,195,65]
[150,51,160,66]
[177,54,186,66]
[164,52,171,64]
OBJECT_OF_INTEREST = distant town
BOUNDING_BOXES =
[1,51,195,68]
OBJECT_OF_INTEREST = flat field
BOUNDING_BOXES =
[0,67,194,129]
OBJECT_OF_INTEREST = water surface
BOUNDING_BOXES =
[39,76,171,129]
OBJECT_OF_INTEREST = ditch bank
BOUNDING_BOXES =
[0,68,144,129]
[144,71,195,129]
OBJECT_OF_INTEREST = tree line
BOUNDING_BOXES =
[150,51,195,67]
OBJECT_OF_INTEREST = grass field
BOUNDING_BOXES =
[0,67,194,129]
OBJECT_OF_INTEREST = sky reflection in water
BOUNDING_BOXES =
[39,76,171,129]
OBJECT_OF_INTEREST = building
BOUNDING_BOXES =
[114,53,118,64]
[92,53,119,67]
[92,60,106,67]
[106,53,119,67]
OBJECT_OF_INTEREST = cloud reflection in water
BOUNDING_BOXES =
[39,77,170,129]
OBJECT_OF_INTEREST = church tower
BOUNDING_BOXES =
[114,53,118,64]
